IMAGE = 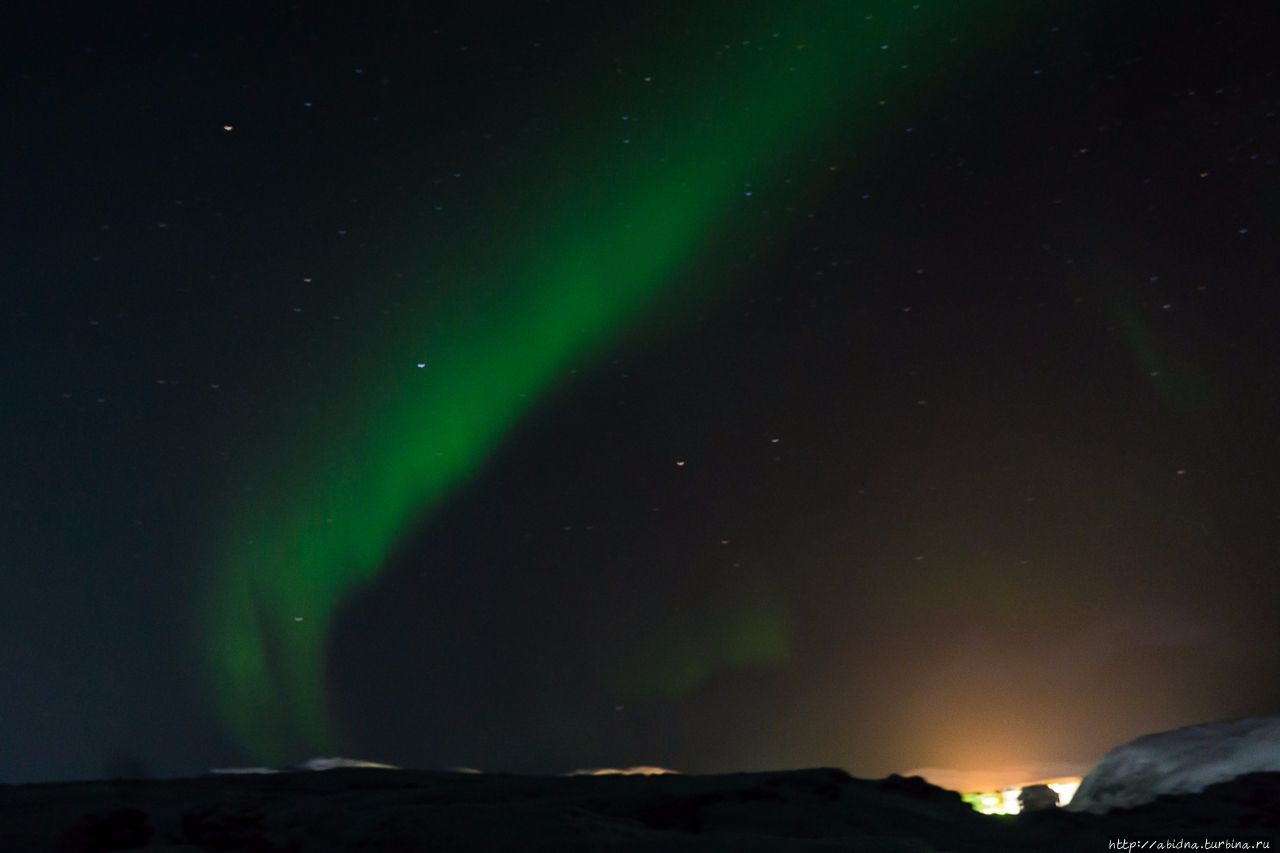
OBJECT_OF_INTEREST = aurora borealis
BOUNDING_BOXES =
[5,1,1280,785]
[202,2,1026,761]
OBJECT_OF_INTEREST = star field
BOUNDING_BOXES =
[2,1,1278,783]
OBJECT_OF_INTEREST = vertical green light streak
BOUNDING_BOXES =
[204,3,1026,760]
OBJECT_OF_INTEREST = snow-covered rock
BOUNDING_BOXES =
[566,766,679,777]
[1068,715,1280,814]
[293,757,399,772]
[208,757,399,775]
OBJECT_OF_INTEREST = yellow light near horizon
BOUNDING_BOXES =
[963,776,1082,816]
[1048,780,1079,806]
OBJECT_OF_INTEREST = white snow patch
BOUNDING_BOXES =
[294,757,400,771]
[565,766,679,777]
[207,757,400,775]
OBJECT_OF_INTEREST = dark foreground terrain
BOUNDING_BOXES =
[2,767,1277,852]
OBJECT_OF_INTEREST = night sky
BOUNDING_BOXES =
[4,1,1279,785]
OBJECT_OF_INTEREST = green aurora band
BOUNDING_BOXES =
[202,3,1039,761]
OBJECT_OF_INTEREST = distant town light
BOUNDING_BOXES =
[962,777,1081,815]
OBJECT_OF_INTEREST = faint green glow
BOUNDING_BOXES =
[202,3,1033,760]
[1102,292,1217,413]
[610,595,790,699]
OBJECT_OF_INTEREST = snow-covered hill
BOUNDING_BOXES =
[1069,715,1280,813]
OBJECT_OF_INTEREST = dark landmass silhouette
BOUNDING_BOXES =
[3,764,1277,851]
